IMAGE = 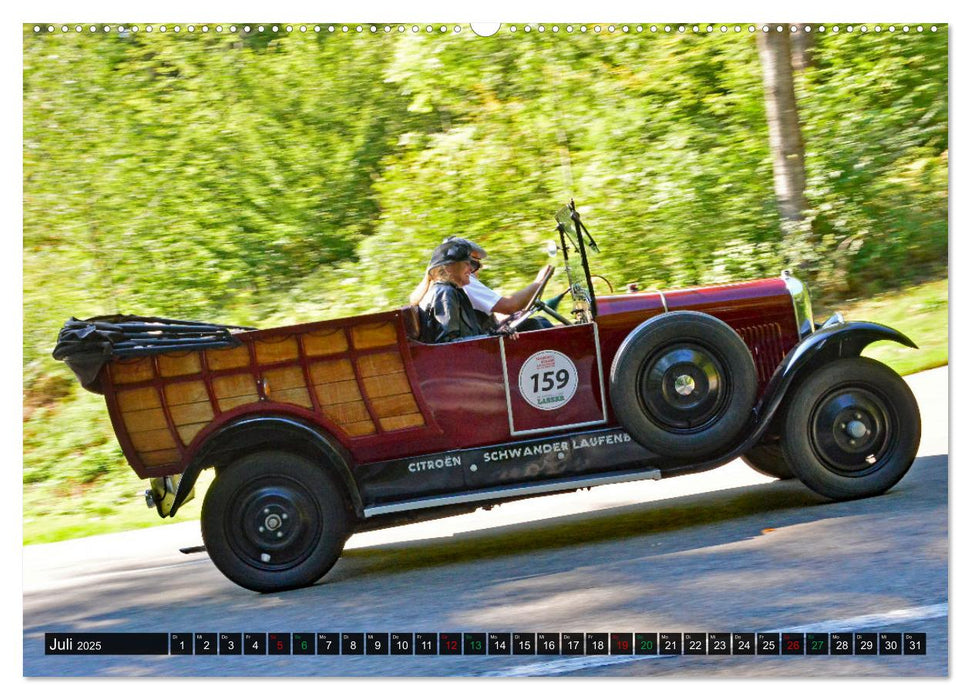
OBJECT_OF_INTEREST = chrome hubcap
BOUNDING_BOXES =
[674,374,696,396]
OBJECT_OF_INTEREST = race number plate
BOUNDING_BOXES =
[500,323,606,435]
[518,350,579,411]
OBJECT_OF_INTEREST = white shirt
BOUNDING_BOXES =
[463,275,502,313]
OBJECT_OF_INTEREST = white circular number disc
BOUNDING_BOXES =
[518,350,579,411]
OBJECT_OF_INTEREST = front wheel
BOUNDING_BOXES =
[201,451,350,592]
[781,357,920,500]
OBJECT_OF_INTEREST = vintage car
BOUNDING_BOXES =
[54,202,921,592]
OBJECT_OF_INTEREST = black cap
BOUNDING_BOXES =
[442,236,487,259]
[427,240,474,270]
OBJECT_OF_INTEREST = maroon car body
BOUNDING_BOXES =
[101,278,795,509]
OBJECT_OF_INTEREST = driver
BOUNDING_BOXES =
[416,240,486,344]
[411,236,553,332]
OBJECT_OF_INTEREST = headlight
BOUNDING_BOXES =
[782,270,814,337]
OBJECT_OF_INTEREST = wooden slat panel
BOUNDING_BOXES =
[121,407,168,433]
[218,394,258,412]
[356,351,404,377]
[255,336,299,364]
[168,401,214,426]
[309,358,355,384]
[370,392,419,418]
[164,381,209,406]
[350,322,397,349]
[206,344,250,370]
[140,448,181,467]
[321,401,371,425]
[213,373,258,399]
[343,420,377,436]
[379,414,426,432]
[263,366,308,391]
[176,422,209,445]
[129,428,177,452]
[213,373,258,412]
[269,387,313,409]
[117,387,161,412]
[110,357,155,384]
[263,365,312,407]
[157,352,202,377]
[361,372,411,399]
[302,329,349,357]
[314,379,363,406]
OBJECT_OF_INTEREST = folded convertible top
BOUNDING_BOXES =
[52,315,255,394]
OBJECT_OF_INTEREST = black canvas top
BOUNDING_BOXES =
[52,315,254,394]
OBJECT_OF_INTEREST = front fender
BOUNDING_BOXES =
[756,320,917,427]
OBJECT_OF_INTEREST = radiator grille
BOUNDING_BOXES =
[736,322,786,386]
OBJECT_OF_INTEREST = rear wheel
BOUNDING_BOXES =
[781,357,920,500]
[610,311,758,459]
[741,441,794,480]
[201,451,350,592]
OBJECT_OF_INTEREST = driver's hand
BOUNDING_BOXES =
[534,266,551,284]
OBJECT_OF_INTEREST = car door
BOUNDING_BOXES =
[499,321,607,436]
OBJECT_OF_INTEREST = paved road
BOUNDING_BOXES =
[23,368,949,677]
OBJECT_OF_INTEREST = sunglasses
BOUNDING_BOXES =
[469,258,482,272]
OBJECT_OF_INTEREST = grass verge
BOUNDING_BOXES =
[817,278,948,376]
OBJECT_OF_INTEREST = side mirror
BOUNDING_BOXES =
[544,241,559,258]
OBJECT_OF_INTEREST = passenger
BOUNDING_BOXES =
[409,236,553,332]
[415,241,486,344]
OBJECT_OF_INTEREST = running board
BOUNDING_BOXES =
[362,468,662,518]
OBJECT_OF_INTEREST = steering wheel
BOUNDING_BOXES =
[494,265,555,334]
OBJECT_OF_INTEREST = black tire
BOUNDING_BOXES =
[610,311,758,459]
[741,441,795,480]
[781,357,920,501]
[201,451,350,592]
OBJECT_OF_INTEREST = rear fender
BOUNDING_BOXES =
[169,416,362,518]
[755,320,917,429]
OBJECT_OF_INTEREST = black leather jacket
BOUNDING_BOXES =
[420,282,484,343]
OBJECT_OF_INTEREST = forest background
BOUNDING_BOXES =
[22,24,948,541]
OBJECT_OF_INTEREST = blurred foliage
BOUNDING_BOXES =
[797,30,948,294]
[24,25,947,517]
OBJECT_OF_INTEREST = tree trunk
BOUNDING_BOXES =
[790,24,815,71]
[757,28,808,222]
